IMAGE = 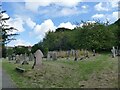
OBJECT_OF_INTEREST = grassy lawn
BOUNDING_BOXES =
[2,54,118,88]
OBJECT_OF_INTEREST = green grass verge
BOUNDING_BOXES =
[2,54,118,88]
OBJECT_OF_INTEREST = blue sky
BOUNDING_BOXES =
[1,0,119,46]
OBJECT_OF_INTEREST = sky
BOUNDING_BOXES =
[1,0,119,47]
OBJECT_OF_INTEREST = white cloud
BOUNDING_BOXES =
[26,18,36,29]
[95,1,119,12]
[92,14,105,19]
[2,13,9,18]
[112,12,119,19]
[59,7,79,16]
[34,19,56,40]
[108,0,119,8]
[58,22,76,29]
[91,11,119,24]
[27,19,77,40]
[6,15,25,34]
[95,2,109,11]
[8,39,32,46]
[25,0,81,12]
[81,5,88,9]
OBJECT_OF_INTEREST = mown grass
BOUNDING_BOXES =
[2,54,118,88]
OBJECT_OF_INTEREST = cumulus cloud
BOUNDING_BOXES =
[94,2,109,11]
[58,22,76,29]
[34,19,56,40]
[94,1,119,12]
[59,7,79,16]
[5,15,25,34]
[25,0,82,14]
[25,18,77,40]
[91,11,119,24]
[25,0,81,8]
[92,14,105,19]
[26,18,36,29]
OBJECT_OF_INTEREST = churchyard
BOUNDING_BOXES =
[2,49,119,88]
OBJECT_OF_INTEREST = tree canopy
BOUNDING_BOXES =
[32,19,119,56]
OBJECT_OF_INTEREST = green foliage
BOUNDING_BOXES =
[32,19,119,54]
[13,46,30,55]
[0,8,18,57]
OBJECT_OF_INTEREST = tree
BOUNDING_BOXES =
[0,6,18,58]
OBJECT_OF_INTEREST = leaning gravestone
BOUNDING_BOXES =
[32,49,44,69]
[111,46,116,58]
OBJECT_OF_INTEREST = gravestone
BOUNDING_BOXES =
[8,55,12,61]
[71,49,75,56]
[86,50,89,58]
[93,49,96,56]
[29,53,34,61]
[47,52,51,60]
[111,46,116,58]
[52,51,57,60]
[32,49,44,69]
[19,54,23,60]
[74,50,78,61]
[15,55,21,64]
[22,53,29,65]
[66,50,70,60]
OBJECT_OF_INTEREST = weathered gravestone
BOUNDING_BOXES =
[74,50,78,61]
[66,50,70,60]
[111,46,116,58]
[15,55,21,64]
[32,49,44,69]
[22,53,29,65]
[52,51,57,60]
[47,52,51,60]
[84,50,89,58]
[93,49,96,56]
[29,53,34,61]
[8,55,12,61]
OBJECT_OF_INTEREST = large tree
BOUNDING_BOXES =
[0,6,18,58]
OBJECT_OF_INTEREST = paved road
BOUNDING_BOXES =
[0,59,17,89]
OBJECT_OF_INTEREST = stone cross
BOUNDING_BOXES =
[32,49,44,69]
